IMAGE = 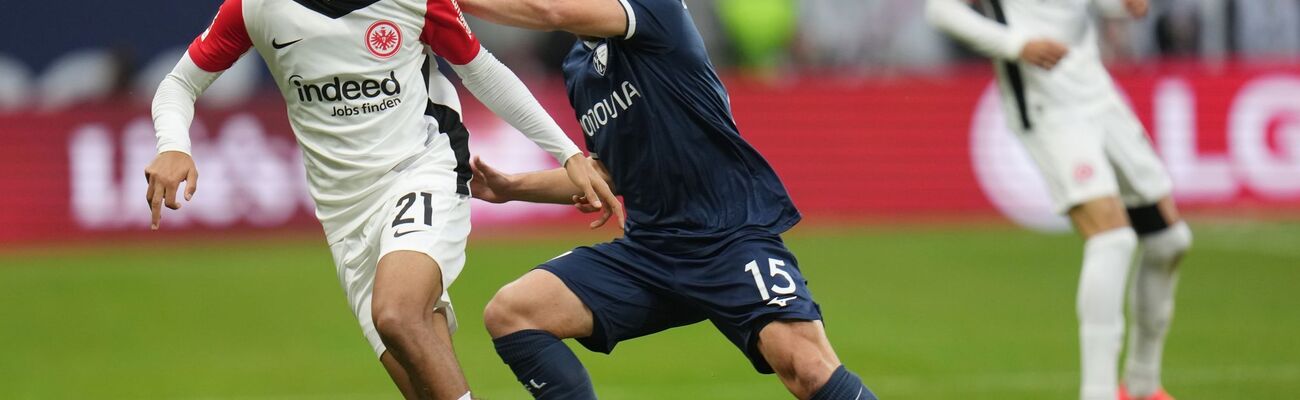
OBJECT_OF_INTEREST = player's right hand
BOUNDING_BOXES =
[563,154,624,229]
[1020,39,1069,70]
[143,151,198,230]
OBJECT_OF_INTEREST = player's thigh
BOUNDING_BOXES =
[525,244,706,352]
[373,251,443,318]
[680,235,823,373]
[1155,197,1181,224]
[1068,196,1131,238]
[377,189,470,329]
[379,189,471,303]
[486,269,594,339]
[1018,124,1121,217]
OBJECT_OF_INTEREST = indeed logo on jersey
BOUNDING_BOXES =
[579,81,641,136]
[289,72,403,117]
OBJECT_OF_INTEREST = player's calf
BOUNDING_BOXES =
[759,320,877,400]
[485,270,597,399]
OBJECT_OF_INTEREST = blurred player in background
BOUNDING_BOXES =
[461,0,876,399]
[927,0,1192,399]
[143,0,618,398]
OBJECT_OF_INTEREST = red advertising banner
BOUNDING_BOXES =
[2,62,1299,244]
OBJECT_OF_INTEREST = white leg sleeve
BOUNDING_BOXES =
[1077,227,1138,400]
[1125,222,1192,397]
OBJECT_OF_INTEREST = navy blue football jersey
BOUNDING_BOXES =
[562,0,800,252]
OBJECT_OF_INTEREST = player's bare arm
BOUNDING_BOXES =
[458,0,627,38]
[443,34,621,227]
[471,155,622,228]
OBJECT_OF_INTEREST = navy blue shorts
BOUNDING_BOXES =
[537,233,822,374]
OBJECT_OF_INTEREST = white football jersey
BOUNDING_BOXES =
[185,0,486,240]
[928,0,1133,133]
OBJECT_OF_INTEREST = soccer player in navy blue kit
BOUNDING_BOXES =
[461,0,877,398]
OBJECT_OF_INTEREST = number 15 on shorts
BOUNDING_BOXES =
[745,258,797,307]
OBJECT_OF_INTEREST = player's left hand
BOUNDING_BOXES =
[1124,0,1148,18]
[563,154,624,229]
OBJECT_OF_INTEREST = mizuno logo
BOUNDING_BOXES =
[272,38,302,49]
[767,296,797,308]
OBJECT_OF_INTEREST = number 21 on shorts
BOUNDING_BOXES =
[391,192,432,237]
[745,258,796,306]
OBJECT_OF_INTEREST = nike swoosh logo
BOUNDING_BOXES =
[271,38,302,49]
[393,230,422,238]
[529,379,547,389]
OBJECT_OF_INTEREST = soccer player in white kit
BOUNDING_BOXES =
[142,0,621,398]
[927,1,1192,399]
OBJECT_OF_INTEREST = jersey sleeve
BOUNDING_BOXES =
[187,0,253,72]
[421,0,482,65]
[925,0,1027,61]
[617,0,689,52]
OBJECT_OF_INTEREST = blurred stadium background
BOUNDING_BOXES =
[2,0,1299,398]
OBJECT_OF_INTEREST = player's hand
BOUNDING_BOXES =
[469,156,515,204]
[571,194,601,214]
[1019,38,1069,70]
[1124,0,1148,18]
[563,154,624,229]
[143,151,198,230]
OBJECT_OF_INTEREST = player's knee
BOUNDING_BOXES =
[483,285,535,338]
[1128,203,1192,266]
[762,323,840,396]
[372,304,425,343]
[1142,222,1192,268]
[772,351,837,396]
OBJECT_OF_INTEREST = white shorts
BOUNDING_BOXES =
[1018,104,1173,214]
[326,152,471,358]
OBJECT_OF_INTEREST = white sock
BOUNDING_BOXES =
[1125,222,1192,397]
[456,391,472,400]
[1077,227,1138,400]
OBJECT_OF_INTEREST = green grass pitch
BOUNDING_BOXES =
[2,221,1297,399]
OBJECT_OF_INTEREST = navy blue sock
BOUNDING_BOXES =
[493,329,596,399]
[810,365,878,400]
